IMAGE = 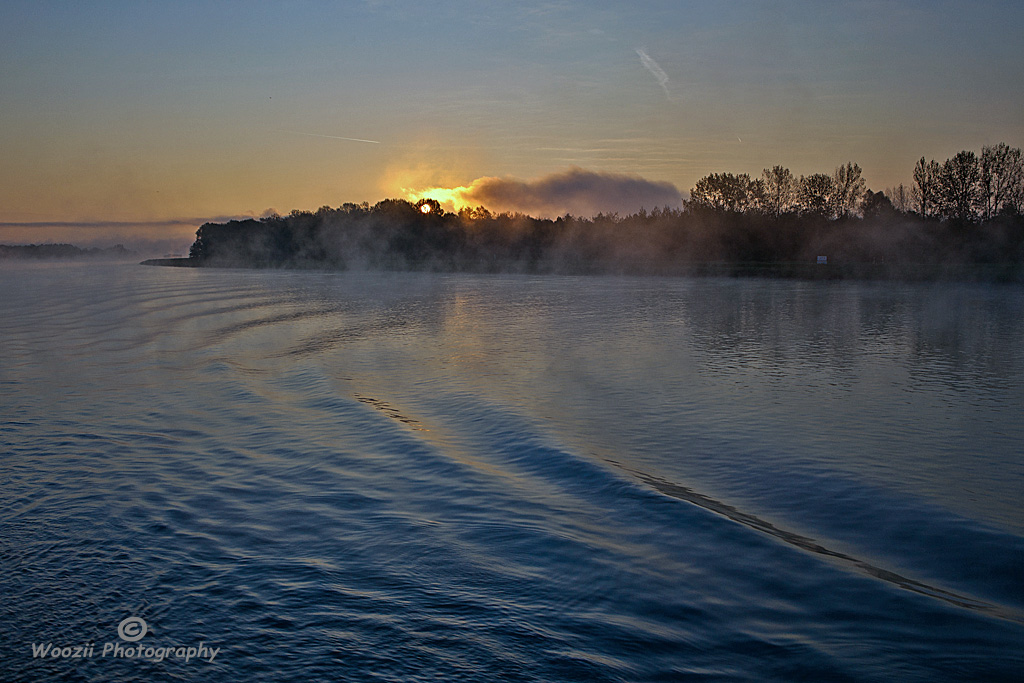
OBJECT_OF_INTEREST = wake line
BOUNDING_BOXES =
[354,394,428,431]
[615,463,1024,625]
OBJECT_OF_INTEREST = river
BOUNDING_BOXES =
[3,262,1022,681]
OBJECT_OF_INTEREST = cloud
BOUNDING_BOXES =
[279,130,380,144]
[409,167,682,218]
[635,48,672,100]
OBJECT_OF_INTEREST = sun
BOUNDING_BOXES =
[419,202,433,214]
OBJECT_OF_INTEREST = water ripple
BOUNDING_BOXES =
[2,264,1023,682]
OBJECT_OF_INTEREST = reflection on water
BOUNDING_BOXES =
[2,262,1023,681]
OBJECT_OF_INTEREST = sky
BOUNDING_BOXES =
[2,0,1023,252]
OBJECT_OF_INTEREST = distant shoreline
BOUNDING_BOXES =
[139,194,1024,283]
[1,243,135,260]
[140,257,195,267]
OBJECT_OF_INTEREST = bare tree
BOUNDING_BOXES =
[1008,174,1024,215]
[912,157,941,217]
[885,183,913,213]
[761,166,797,216]
[979,143,1024,219]
[832,162,867,217]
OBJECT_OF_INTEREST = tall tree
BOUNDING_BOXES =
[936,151,981,221]
[761,166,797,216]
[912,157,941,217]
[979,143,1024,219]
[798,173,835,216]
[1008,175,1024,215]
[689,173,764,212]
[832,162,867,217]
[885,183,913,213]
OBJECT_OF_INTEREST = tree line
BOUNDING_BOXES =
[0,243,134,260]
[688,143,1024,222]
[181,144,1024,281]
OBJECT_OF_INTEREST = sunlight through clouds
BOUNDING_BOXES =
[407,167,682,218]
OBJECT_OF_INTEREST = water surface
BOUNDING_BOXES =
[2,262,1023,681]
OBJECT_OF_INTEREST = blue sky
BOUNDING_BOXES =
[2,0,1022,248]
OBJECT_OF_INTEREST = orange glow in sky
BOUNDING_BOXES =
[407,187,474,214]
[1,2,1022,252]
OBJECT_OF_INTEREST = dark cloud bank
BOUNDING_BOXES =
[450,167,682,218]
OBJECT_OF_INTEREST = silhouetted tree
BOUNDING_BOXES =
[458,205,493,222]
[414,198,445,217]
[690,172,763,212]
[936,150,981,221]
[912,157,941,217]
[798,173,835,216]
[761,166,798,216]
[188,238,206,259]
[179,147,1024,280]
[979,143,1024,219]
[862,189,895,218]
[832,162,867,217]
[885,183,913,213]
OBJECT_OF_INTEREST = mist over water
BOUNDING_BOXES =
[3,262,1023,681]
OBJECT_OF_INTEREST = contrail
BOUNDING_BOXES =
[280,130,380,144]
[635,48,672,100]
